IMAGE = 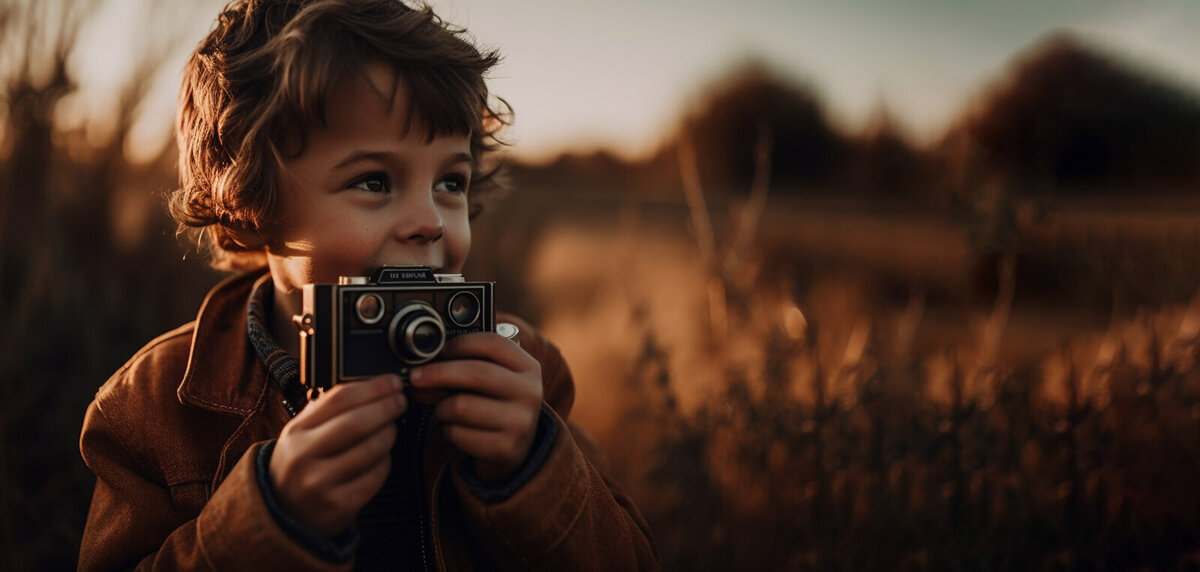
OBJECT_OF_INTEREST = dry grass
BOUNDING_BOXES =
[471,145,1200,569]
[514,213,1200,570]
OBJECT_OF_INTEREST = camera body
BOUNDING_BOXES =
[295,265,495,392]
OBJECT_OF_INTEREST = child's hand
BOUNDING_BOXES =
[268,374,407,538]
[409,333,543,482]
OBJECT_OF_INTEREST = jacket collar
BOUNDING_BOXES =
[177,269,273,415]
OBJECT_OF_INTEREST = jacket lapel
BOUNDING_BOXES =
[175,270,291,489]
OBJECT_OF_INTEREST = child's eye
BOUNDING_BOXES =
[435,174,469,194]
[349,173,389,194]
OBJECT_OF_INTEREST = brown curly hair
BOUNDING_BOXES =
[170,0,510,271]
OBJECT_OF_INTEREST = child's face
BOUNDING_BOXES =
[265,62,473,292]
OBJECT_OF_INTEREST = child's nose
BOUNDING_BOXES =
[394,195,444,243]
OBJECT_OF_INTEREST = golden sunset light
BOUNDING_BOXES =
[5,0,1200,569]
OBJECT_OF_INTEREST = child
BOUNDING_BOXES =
[77,0,658,569]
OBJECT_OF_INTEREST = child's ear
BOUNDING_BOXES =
[224,224,270,251]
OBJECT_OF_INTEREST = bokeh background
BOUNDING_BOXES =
[4,0,1200,569]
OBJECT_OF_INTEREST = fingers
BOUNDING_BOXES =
[407,332,545,481]
[287,382,407,458]
[410,359,520,398]
[269,375,407,538]
[298,392,406,458]
[294,374,405,428]
[319,421,397,484]
[438,332,537,373]
[329,453,392,515]
[410,335,541,401]
[434,392,537,432]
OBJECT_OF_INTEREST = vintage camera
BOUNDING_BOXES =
[295,265,495,392]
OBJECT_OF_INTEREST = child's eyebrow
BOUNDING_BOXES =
[441,152,474,169]
[332,151,394,172]
[331,151,474,173]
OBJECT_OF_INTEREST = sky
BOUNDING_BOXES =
[57,0,1200,163]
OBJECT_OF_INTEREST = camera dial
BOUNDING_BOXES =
[388,301,447,364]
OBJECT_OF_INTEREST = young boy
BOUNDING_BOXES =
[77,0,658,569]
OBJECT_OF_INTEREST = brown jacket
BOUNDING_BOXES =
[79,271,658,571]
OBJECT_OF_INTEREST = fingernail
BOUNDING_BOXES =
[389,375,403,391]
[409,367,422,386]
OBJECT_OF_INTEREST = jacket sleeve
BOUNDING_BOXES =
[78,398,352,572]
[449,318,660,570]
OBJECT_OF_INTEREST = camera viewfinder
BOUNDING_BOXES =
[355,293,385,324]
[447,291,481,327]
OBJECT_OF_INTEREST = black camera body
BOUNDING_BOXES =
[295,265,495,392]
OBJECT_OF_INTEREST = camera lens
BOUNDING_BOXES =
[409,320,443,355]
[447,291,480,327]
[387,302,446,364]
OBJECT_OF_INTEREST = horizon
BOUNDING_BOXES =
[31,0,1200,164]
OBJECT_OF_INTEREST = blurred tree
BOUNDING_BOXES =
[678,59,845,195]
[947,32,1200,193]
[851,102,924,201]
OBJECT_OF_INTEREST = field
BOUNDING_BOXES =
[469,186,1200,570]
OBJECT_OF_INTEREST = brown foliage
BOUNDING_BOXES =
[0,2,221,568]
